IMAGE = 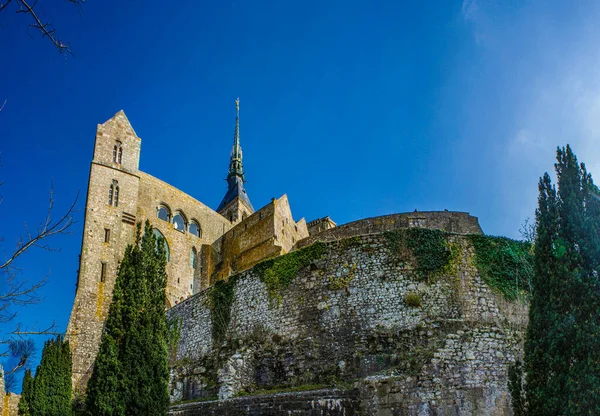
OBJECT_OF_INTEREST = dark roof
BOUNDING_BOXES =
[217,175,254,212]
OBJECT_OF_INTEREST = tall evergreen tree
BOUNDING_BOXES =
[84,221,169,416]
[524,145,600,415]
[18,369,33,416]
[24,336,72,416]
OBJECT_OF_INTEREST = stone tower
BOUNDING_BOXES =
[66,111,143,391]
[217,98,254,224]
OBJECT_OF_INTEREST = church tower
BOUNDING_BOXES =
[217,98,254,223]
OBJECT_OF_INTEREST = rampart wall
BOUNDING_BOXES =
[167,231,525,415]
[296,211,483,249]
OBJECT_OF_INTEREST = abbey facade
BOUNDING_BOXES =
[66,101,483,393]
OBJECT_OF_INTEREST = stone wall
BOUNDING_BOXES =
[296,211,483,249]
[167,232,526,415]
[214,195,309,281]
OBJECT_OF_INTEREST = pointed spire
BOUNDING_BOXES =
[217,98,254,215]
[228,97,244,180]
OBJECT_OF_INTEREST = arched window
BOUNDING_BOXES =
[190,247,197,268]
[157,205,170,222]
[189,221,201,237]
[113,145,118,163]
[153,229,170,261]
[173,212,186,233]
[117,146,123,164]
[108,180,118,206]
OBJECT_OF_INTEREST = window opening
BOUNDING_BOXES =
[100,262,107,282]
[104,228,110,243]
[173,213,186,232]
[158,206,170,222]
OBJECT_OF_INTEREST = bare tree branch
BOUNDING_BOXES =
[0,0,12,13]
[0,189,79,270]
[15,0,73,54]
[1,0,85,54]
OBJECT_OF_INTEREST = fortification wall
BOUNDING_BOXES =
[167,232,525,415]
[296,211,483,249]
[214,195,309,280]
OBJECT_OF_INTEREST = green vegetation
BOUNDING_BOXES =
[403,292,422,307]
[205,275,240,345]
[84,221,169,416]
[328,263,356,291]
[468,235,533,300]
[520,145,600,414]
[253,242,327,302]
[384,228,453,280]
[167,317,183,364]
[19,336,72,416]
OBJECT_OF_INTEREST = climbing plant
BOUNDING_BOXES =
[205,275,240,345]
[468,235,533,300]
[384,228,452,280]
[253,242,327,302]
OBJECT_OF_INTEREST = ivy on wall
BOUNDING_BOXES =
[253,242,327,303]
[206,275,240,345]
[468,235,533,300]
[384,228,452,280]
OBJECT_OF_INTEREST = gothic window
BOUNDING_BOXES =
[113,141,123,164]
[190,247,197,269]
[242,212,247,221]
[108,180,119,207]
[189,221,201,237]
[173,213,186,232]
[157,205,170,222]
[114,186,119,207]
[153,229,170,261]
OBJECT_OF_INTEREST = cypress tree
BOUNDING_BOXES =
[18,369,33,416]
[524,145,600,415]
[26,336,72,416]
[85,221,169,416]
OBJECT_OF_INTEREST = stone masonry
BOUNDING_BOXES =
[167,232,527,415]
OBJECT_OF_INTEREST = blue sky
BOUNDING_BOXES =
[1,0,600,387]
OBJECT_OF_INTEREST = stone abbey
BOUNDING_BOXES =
[66,101,525,415]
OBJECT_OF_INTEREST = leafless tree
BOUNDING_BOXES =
[0,183,78,379]
[0,0,84,54]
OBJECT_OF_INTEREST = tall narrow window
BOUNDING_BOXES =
[100,262,107,282]
[191,248,197,269]
[109,180,119,207]
[117,146,123,164]
[114,186,119,207]
[104,228,111,243]
[113,145,118,162]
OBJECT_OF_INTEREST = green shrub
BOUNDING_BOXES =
[404,292,422,307]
